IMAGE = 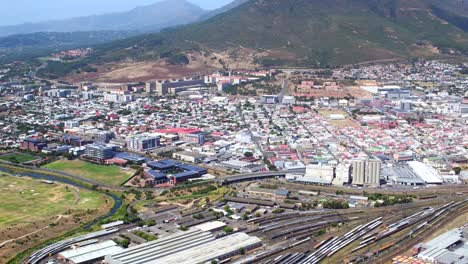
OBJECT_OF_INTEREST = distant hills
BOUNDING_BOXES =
[0,0,248,63]
[88,0,468,68]
[0,0,206,37]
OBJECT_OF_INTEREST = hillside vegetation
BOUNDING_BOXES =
[39,0,468,79]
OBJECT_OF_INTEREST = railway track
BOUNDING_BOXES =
[361,201,468,264]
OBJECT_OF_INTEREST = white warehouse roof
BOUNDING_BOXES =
[59,240,122,264]
[105,229,261,264]
[192,221,227,232]
[407,161,443,184]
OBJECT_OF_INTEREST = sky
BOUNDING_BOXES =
[0,0,233,26]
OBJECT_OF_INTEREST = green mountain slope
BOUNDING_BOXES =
[78,0,468,67]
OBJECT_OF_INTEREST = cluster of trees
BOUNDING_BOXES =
[38,61,97,79]
[322,200,349,209]
[367,193,414,207]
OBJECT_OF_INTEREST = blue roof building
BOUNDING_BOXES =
[115,152,147,163]
[144,170,168,185]
[147,159,180,171]
[171,171,200,183]
[176,164,208,176]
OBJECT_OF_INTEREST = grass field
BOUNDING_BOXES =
[43,159,135,186]
[0,153,38,163]
[0,173,112,263]
[0,174,105,228]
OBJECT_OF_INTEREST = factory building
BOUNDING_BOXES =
[104,229,261,264]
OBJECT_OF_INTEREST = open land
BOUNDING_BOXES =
[0,173,112,263]
[43,159,135,186]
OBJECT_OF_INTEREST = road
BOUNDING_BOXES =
[238,104,267,159]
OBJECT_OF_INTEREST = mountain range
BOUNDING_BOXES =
[0,0,248,63]
[0,0,206,37]
[88,0,468,68]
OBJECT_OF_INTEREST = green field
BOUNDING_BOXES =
[0,174,106,228]
[0,153,37,163]
[43,159,135,186]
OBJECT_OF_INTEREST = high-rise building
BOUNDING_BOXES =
[351,158,381,186]
[367,159,382,186]
[352,159,366,185]
[145,82,156,93]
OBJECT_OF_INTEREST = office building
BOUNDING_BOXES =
[155,79,205,96]
[104,93,135,103]
[127,135,160,151]
[182,132,205,145]
[84,144,114,160]
[145,82,156,93]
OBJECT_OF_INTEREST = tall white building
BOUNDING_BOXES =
[352,158,381,186]
[352,158,366,185]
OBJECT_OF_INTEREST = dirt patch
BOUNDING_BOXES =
[63,49,261,83]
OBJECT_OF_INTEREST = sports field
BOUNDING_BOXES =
[43,159,135,186]
[0,152,38,163]
[0,174,112,262]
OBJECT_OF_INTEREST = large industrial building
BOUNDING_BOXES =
[104,229,261,264]
[407,161,443,184]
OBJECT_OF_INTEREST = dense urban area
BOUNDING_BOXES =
[0,55,466,264]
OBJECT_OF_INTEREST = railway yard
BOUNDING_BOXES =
[24,176,468,264]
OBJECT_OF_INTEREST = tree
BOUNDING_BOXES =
[223,226,234,233]
[453,167,462,175]
[244,152,254,158]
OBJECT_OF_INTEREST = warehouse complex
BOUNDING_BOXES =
[417,226,468,263]
[104,229,261,264]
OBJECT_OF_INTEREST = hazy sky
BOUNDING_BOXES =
[0,0,233,26]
